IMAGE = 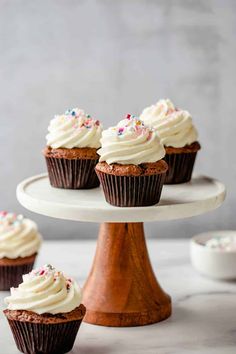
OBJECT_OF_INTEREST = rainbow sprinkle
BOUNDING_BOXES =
[29,264,73,291]
[30,264,55,277]
[0,212,24,230]
[116,114,150,138]
[64,108,100,130]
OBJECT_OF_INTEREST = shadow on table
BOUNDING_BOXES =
[71,343,110,354]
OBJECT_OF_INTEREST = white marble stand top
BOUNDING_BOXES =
[16,174,226,222]
[1,239,236,354]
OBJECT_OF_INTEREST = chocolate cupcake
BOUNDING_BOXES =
[4,264,85,354]
[43,108,102,189]
[140,99,201,184]
[96,114,168,207]
[0,212,42,290]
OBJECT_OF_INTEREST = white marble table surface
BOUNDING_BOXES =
[0,239,236,354]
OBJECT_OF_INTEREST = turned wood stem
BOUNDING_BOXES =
[83,222,171,327]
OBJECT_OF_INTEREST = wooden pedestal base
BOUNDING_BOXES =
[83,222,171,327]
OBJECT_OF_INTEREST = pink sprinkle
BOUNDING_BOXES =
[118,127,124,135]
[0,211,8,216]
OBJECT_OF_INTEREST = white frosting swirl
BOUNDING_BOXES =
[97,114,165,165]
[5,264,82,315]
[140,99,198,148]
[46,108,102,149]
[0,212,41,259]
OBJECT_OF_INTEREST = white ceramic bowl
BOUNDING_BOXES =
[190,231,236,280]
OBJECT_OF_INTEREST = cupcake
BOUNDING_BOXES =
[96,114,168,207]
[0,211,41,290]
[140,99,201,184]
[43,108,102,189]
[4,264,86,354]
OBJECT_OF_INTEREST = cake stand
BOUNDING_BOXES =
[16,173,226,327]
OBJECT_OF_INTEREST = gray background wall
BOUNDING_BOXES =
[0,0,235,239]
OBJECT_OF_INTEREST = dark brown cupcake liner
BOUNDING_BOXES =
[164,151,198,184]
[45,157,100,189]
[96,170,166,207]
[0,261,35,291]
[6,318,83,354]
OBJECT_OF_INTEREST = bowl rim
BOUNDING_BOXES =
[191,230,236,254]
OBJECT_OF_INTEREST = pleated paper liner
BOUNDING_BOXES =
[4,305,86,354]
[45,157,100,189]
[0,254,36,291]
[6,319,82,354]
[164,151,198,184]
[96,170,166,207]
